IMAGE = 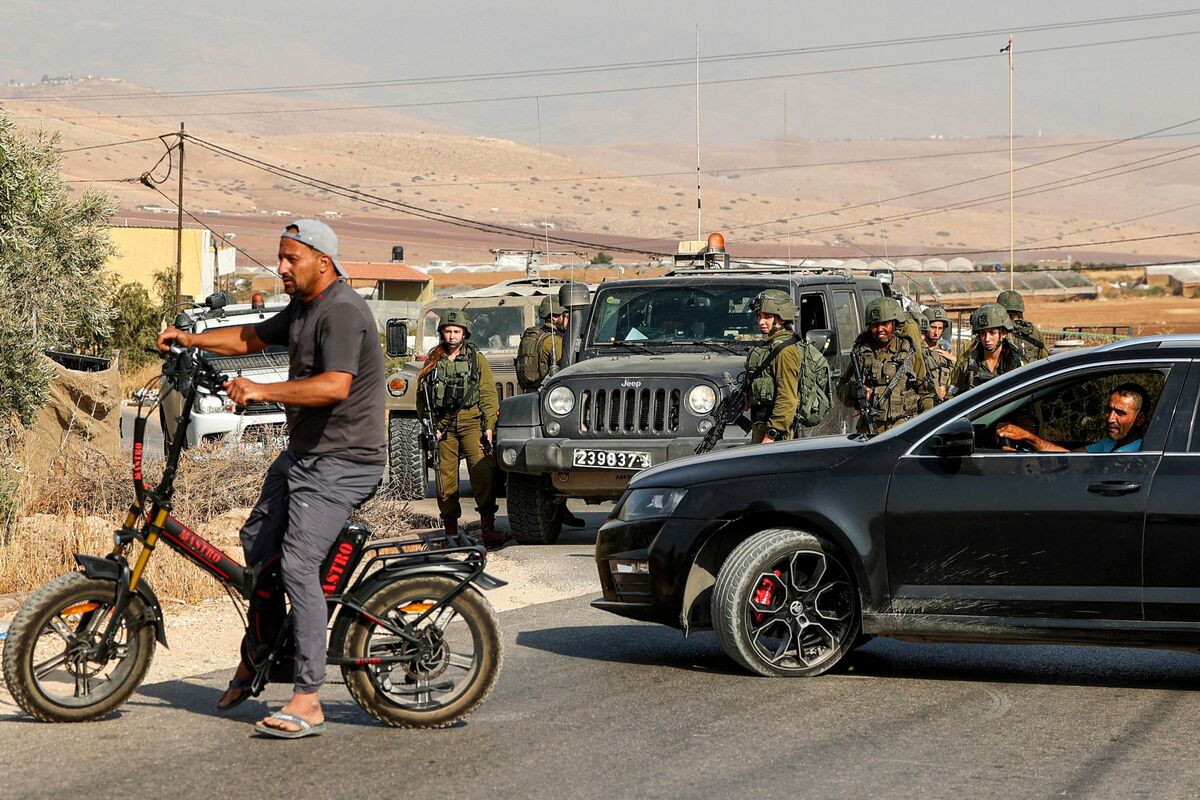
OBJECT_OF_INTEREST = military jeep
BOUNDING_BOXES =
[495,262,887,544]
[384,276,587,498]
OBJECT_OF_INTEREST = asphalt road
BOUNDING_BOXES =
[3,594,1200,799]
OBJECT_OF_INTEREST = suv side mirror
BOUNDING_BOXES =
[928,417,975,458]
[805,328,834,356]
[386,318,409,358]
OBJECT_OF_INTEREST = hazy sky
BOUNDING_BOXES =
[3,1,1198,145]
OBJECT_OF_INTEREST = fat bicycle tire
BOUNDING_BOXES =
[340,575,501,728]
[2,572,156,722]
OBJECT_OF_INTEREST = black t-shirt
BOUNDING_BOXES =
[254,280,385,464]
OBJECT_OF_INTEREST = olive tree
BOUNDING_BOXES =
[0,113,116,428]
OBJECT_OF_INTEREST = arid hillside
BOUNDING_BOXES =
[5,78,1199,265]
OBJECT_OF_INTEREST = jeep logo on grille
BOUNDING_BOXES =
[620,379,642,388]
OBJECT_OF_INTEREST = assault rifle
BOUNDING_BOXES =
[694,373,750,455]
[850,351,879,436]
[420,379,444,496]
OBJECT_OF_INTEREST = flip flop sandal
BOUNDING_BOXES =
[216,674,255,712]
[254,712,327,739]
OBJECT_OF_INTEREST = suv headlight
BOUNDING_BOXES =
[616,488,687,521]
[686,385,717,415]
[546,386,575,416]
[196,395,224,414]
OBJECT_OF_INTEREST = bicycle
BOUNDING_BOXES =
[2,325,505,728]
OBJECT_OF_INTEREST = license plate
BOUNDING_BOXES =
[572,449,651,470]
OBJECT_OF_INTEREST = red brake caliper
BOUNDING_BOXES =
[751,569,783,624]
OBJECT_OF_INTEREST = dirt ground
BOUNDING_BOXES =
[1023,295,1200,336]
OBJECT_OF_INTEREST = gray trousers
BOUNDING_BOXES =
[240,450,383,693]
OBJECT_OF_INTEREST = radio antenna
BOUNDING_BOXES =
[695,24,702,242]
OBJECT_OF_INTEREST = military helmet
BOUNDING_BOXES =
[539,295,566,319]
[864,297,906,325]
[750,289,796,322]
[925,306,951,325]
[911,311,930,335]
[970,302,1013,333]
[996,289,1025,313]
[437,309,471,338]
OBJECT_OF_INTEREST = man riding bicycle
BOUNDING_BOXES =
[157,219,385,738]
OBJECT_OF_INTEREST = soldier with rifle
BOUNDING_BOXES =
[417,310,503,548]
[997,290,1049,363]
[836,297,934,434]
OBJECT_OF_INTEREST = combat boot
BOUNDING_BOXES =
[561,506,586,528]
[441,516,458,542]
[479,513,506,550]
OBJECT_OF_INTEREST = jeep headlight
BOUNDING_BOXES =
[546,386,575,416]
[617,488,687,521]
[196,395,224,414]
[686,385,717,415]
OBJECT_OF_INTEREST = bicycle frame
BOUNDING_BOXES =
[93,345,503,668]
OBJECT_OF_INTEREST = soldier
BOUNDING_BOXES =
[948,302,1023,397]
[925,305,952,349]
[516,296,570,391]
[417,310,503,548]
[836,297,934,433]
[919,309,955,402]
[997,289,1049,362]
[745,289,803,444]
[515,296,585,528]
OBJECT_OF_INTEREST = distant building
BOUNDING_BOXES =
[104,225,234,300]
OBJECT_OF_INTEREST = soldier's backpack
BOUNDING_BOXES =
[795,340,832,428]
[515,326,553,391]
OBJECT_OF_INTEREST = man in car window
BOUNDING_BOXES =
[996,383,1150,453]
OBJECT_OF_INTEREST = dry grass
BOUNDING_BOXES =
[1,442,435,603]
[120,361,161,400]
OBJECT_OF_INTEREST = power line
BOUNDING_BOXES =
[722,115,1200,236]
[746,145,1200,243]
[13,29,1200,123]
[56,135,171,153]
[184,134,671,256]
[13,9,1200,104]
[144,182,275,273]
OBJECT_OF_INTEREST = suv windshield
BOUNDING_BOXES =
[422,305,526,352]
[588,283,781,346]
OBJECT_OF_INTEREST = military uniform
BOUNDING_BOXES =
[914,311,954,402]
[947,340,1022,395]
[418,311,501,544]
[1009,319,1049,363]
[746,328,802,443]
[837,332,934,433]
[947,302,1024,396]
[997,289,1049,363]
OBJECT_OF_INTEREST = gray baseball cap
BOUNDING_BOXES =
[281,219,347,277]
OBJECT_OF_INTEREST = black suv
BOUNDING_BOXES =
[594,335,1200,677]
[495,268,886,544]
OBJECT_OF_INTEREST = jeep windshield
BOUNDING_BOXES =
[422,305,525,352]
[588,283,779,348]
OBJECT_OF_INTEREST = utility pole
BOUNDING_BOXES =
[1007,37,1015,291]
[175,122,185,304]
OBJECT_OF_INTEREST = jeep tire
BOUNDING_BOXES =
[388,414,427,500]
[506,473,563,545]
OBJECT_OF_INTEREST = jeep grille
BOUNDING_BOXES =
[579,387,681,435]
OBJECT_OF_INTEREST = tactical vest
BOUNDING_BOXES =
[432,346,481,410]
[964,341,1022,390]
[745,333,791,407]
[853,336,921,423]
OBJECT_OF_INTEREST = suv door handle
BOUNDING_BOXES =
[1087,480,1143,496]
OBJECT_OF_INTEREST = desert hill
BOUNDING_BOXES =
[4,78,1199,266]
